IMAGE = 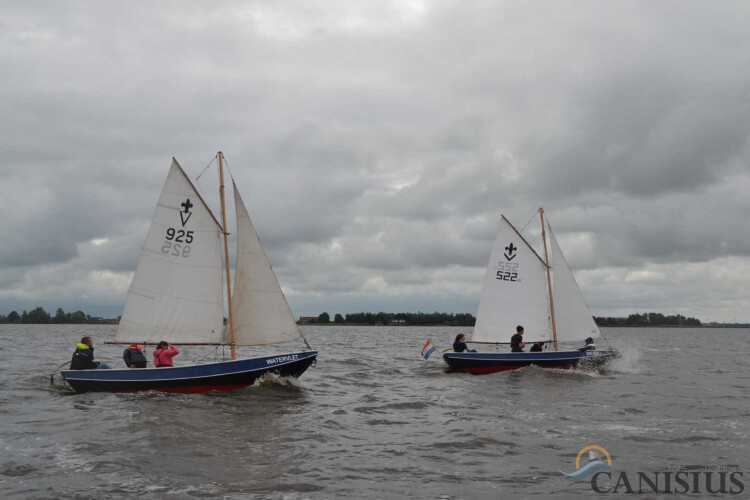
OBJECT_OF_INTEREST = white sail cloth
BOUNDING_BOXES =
[228,182,301,346]
[115,159,225,344]
[548,226,600,342]
[473,217,551,343]
[473,213,601,345]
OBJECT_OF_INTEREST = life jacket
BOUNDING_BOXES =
[70,343,95,370]
[123,345,147,368]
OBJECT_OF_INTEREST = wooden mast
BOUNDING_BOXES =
[540,207,559,351]
[218,152,237,360]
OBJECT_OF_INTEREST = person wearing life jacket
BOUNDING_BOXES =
[153,341,180,367]
[123,344,148,368]
[70,336,110,369]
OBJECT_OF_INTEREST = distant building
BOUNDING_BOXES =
[297,316,320,325]
[389,319,407,326]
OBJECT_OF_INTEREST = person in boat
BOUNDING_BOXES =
[123,344,148,368]
[453,333,477,352]
[579,337,596,352]
[510,325,526,352]
[70,336,110,370]
[530,342,544,352]
[153,341,180,367]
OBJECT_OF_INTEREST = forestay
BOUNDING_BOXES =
[473,217,551,343]
[115,160,225,344]
[228,182,301,346]
[548,226,600,342]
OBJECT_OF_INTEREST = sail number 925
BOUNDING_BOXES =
[161,228,193,258]
[496,262,518,281]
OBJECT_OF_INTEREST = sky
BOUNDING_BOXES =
[2,1,749,323]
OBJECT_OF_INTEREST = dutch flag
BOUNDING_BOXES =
[421,339,437,360]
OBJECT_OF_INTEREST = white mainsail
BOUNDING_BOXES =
[228,181,301,346]
[548,225,600,342]
[115,159,225,344]
[473,217,551,343]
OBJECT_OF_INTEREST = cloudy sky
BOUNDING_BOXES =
[2,1,749,323]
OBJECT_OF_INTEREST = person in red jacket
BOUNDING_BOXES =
[153,341,180,367]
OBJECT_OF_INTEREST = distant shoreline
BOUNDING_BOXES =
[297,323,749,329]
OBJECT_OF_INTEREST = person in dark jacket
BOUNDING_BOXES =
[579,337,596,352]
[530,342,544,352]
[70,336,109,369]
[453,333,469,352]
[123,344,147,368]
[510,325,526,352]
[453,333,477,352]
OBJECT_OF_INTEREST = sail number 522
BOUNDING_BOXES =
[496,262,518,282]
[161,228,193,258]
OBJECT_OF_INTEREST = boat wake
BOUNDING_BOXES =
[516,365,603,379]
[600,344,642,374]
[253,372,305,388]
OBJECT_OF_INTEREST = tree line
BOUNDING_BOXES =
[0,306,118,324]
[304,311,477,326]
[2,306,702,327]
[594,312,701,327]
[303,311,703,327]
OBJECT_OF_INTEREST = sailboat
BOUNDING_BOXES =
[443,208,617,374]
[61,153,317,393]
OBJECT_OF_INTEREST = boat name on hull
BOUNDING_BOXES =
[266,354,300,365]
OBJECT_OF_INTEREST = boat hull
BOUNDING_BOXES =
[60,351,318,394]
[443,349,618,375]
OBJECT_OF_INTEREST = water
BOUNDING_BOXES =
[1,325,749,499]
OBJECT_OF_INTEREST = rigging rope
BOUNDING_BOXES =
[195,345,223,363]
[598,328,615,349]
[520,209,539,233]
[222,155,234,181]
[299,331,313,351]
[195,154,217,182]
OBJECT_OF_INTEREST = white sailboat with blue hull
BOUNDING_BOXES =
[443,208,617,374]
[61,153,317,393]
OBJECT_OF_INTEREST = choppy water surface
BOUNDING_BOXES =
[1,325,748,499]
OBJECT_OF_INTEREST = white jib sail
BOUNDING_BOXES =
[229,181,301,346]
[548,225,600,342]
[473,217,552,343]
[115,159,225,344]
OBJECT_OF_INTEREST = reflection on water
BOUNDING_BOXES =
[1,324,749,498]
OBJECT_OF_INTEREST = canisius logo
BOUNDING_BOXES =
[560,445,612,483]
[561,445,745,495]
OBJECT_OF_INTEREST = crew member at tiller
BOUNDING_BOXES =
[510,325,526,352]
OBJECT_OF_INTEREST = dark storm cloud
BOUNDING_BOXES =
[1,1,749,321]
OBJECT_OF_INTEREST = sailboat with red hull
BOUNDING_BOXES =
[443,209,617,374]
[61,153,317,393]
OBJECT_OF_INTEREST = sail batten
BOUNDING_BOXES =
[229,181,301,346]
[115,159,224,344]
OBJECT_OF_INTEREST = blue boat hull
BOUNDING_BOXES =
[60,351,318,393]
[443,349,618,374]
